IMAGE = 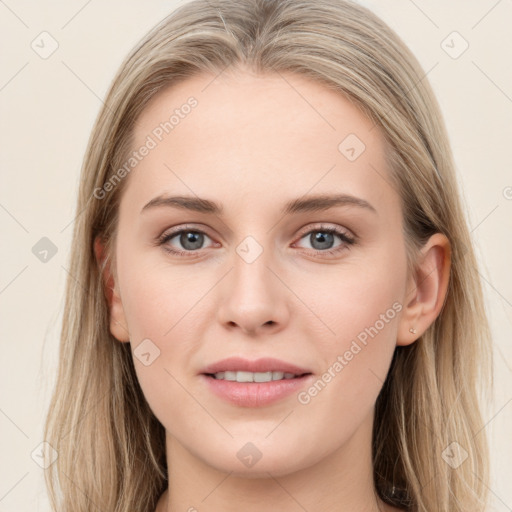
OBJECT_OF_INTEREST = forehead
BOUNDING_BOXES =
[124,70,397,219]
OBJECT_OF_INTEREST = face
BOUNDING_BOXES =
[109,69,412,477]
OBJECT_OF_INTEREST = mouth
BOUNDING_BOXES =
[205,370,311,382]
[199,357,314,407]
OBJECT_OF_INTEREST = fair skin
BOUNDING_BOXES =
[96,69,450,512]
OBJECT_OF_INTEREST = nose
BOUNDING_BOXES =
[216,244,289,336]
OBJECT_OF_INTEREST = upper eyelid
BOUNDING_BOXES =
[161,222,351,235]
[296,223,353,237]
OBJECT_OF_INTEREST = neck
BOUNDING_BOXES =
[156,412,397,512]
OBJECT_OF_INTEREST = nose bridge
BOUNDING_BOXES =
[231,233,277,304]
[233,235,273,289]
[216,232,288,333]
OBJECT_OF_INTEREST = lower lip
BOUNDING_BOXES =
[201,374,313,407]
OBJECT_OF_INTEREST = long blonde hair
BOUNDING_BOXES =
[43,1,493,510]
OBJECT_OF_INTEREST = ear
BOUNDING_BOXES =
[94,236,130,343]
[397,233,451,346]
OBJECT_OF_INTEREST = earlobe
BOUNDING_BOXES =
[93,237,130,343]
[397,233,451,346]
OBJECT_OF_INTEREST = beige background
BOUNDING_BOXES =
[1,0,511,510]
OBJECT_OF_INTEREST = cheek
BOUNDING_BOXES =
[118,248,207,342]
[296,248,405,410]
[116,257,210,423]
[305,248,405,350]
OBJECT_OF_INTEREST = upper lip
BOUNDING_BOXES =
[201,357,311,375]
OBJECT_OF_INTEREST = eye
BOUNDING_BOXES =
[157,226,216,257]
[156,224,356,258]
[293,225,355,256]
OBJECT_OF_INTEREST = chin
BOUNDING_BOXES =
[193,438,321,478]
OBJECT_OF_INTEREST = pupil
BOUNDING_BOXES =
[181,231,203,250]
[312,231,333,250]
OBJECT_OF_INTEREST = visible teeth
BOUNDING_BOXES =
[254,371,272,382]
[212,370,297,382]
[237,371,254,382]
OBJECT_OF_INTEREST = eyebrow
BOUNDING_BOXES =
[141,193,377,216]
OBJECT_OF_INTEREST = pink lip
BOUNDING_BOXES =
[201,374,314,407]
[200,356,311,375]
[200,357,313,407]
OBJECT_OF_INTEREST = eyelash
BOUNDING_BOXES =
[156,224,356,258]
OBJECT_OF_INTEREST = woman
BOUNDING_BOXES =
[43,0,492,511]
